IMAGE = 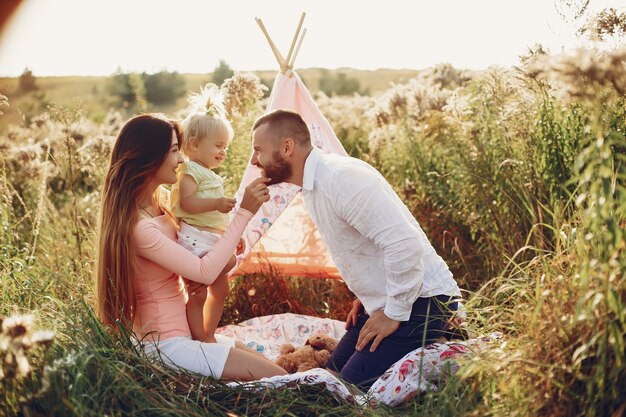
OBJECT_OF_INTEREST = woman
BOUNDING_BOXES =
[96,113,286,380]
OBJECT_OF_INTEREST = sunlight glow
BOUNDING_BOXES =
[0,0,623,76]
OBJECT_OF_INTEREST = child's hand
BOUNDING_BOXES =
[216,197,237,213]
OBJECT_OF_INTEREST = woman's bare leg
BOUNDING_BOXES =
[234,341,269,359]
[221,347,287,381]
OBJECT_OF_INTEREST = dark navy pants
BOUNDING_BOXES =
[328,295,459,388]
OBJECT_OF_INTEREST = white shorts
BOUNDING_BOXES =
[143,334,236,379]
[178,221,222,257]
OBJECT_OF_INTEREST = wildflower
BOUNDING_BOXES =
[0,314,55,381]
[526,46,626,101]
[368,77,454,128]
[31,330,55,347]
[0,94,8,116]
[2,315,33,339]
[222,72,267,116]
[580,8,626,42]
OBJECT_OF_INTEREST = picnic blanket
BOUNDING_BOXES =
[217,313,501,407]
[217,313,346,361]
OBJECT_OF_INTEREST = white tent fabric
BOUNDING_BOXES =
[231,70,347,278]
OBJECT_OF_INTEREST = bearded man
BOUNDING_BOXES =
[251,109,462,387]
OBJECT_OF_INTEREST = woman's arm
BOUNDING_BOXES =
[135,176,271,285]
[135,209,252,285]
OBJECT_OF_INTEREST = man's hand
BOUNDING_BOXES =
[356,310,400,352]
[345,298,363,330]
[216,197,237,213]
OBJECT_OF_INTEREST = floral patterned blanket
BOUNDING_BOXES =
[217,313,346,361]
[218,313,500,407]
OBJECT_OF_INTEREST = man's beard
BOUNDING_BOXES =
[261,151,292,186]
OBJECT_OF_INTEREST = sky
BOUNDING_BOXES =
[0,0,623,77]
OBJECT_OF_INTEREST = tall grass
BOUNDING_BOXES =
[1,48,625,416]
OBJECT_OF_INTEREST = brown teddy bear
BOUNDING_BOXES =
[275,333,338,373]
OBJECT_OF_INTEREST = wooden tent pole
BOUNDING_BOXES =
[285,12,306,68]
[255,17,286,70]
[289,28,307,68]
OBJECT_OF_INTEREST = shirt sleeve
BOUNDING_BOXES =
[181,162,201,184]
[185,162,223,190]
[134,209,253,285]
[331,165,424,321]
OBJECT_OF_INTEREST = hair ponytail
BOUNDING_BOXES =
[181,84,234,153]
[187,83,227,118]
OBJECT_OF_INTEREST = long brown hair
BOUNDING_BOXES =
[96,113,182,328]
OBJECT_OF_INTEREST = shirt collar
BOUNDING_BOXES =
[302,146,323,191]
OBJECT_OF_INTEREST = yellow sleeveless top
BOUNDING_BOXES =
[171,161,229,231]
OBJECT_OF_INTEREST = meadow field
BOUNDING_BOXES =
[0,48,625,416]
[0,68,418,133]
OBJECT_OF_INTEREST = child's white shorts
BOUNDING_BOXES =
[178,221,222,257]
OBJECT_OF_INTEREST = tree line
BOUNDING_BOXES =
[16,58,367,112]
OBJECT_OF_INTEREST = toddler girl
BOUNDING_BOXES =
[172,85,239,343]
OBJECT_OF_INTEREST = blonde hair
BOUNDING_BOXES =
[96,114,183,329]
[182,84,234,153]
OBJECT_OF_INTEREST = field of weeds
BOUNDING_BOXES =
[1,47,625,416]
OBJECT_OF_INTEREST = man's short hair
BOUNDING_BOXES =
[252,109,311,147]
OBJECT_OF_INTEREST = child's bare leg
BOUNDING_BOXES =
[186,280,209,341]
[202,274,227,343]
[203,255,236,343]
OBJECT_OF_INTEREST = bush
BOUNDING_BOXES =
[108,69,144,110]
[318,70,365,96]
[211,59,235,87]
[143,70,186,106]
[18,68,37,93]
[108,69,185,110]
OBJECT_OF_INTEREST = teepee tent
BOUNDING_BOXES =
[231,13,346,279]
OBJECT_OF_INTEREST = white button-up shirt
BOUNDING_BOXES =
[302,147,461,321]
